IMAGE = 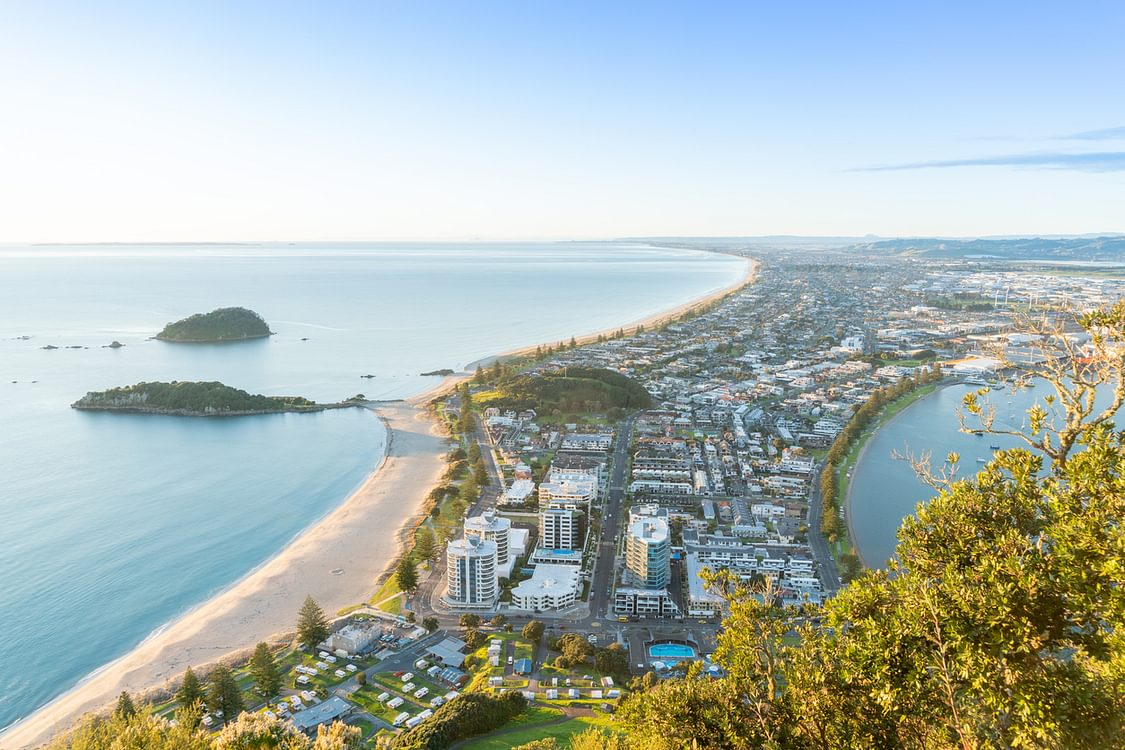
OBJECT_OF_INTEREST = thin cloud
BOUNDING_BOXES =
[1060,125,1125,141]
[852,151,1125,173]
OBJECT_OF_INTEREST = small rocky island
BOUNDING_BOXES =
[72,381,354,416]
[420,368,455,376]
[156,307,273,343]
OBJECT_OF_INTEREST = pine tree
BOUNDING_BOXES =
[114,691,136,719]
[414,526,438,563]
[396,556,418,593]
[250,641,281,699]
[296,595,329,650]
[176,666,206,709]
[206,664,244,725]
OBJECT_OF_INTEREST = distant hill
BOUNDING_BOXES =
[845,236,1125,261]
[156,307,272,342]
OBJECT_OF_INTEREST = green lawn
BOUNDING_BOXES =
[458,712,618,749]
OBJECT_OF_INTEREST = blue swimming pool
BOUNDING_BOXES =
[648,643,697,661]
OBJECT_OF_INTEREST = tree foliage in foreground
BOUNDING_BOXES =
[45,709,361,750]
[619,306,1125,749]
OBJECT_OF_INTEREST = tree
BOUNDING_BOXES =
[114,691,136,719]
[422,616,440,633]
[521,620,545,643]
[176,666,206,713]
[463,628,485,650]
[296,595,329,650]
[212,711,302,749]
[415,527,438,564]
[396,556,419,593]
[311,722,363,750]
[555,633,595,667]
[594,644,630,683]
[355,671,366,686]
[250,642,281,699]
[460,613,482,629]
[206,664,244,725]
[490,614,507,627]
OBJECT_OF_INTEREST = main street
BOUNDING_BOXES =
[588,414,635,620]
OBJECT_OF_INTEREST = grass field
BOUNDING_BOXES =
[458,711,618,749]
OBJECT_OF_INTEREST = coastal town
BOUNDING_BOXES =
[158,246,1120,747]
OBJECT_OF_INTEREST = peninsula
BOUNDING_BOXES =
[155,306,272,342]
[72,381,352,416]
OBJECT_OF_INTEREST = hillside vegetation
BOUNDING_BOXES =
[73,381,316,415]
[156,307,272,342]
[478,366,652,413]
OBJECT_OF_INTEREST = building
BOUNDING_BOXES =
[327,623,380,655]
[502,478,536,506]
[684,553,727,617]
[538,470,598,507]
[560,432,613,451]
[290,696,354,734]
[511,564,582,611]
[444,536,498,608]
[464,510,512,568]
[613,587,681,617]
[625,516,670,589]
[539,505,583,551]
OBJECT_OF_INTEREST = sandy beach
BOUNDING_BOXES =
[0,251,758,749]
[0,400,448,750]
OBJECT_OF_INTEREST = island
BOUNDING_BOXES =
[420,368,455,376]
[72,381,355,416]
[155,307,273,342]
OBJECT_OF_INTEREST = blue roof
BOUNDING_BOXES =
[513,658,533,674]
[290,696,352,732]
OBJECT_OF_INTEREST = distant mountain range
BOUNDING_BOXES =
[844,236,1125,261]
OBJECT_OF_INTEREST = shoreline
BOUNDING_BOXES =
[0,401,448,750]
[843,380,952,569]
[430,254,760,405]
[0,251,758,749]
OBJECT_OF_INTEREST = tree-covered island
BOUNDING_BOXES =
[155,307,273,342]
[72,381,355,416]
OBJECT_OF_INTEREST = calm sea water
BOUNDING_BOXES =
[0,242,746,729]
[848,379,1115,567]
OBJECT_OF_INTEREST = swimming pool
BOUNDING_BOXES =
[648,643,697,661]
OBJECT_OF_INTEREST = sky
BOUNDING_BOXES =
[1,1,1123,242]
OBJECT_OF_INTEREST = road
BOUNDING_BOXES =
[588,415,635,619]
[805,460,841,594]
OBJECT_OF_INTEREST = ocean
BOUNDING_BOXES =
[0,241,746,729]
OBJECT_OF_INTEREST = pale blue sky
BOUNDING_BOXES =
[1,1,1123,241]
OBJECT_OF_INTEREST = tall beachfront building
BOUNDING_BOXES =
[464,509,511,567]
[625,516,671,588]
[539,505,583,551]
[444,536,498,608]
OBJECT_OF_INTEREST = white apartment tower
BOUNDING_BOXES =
[464,509,512,567]
[444,536,498,608]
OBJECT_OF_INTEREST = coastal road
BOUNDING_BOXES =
[806,460,841,594]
